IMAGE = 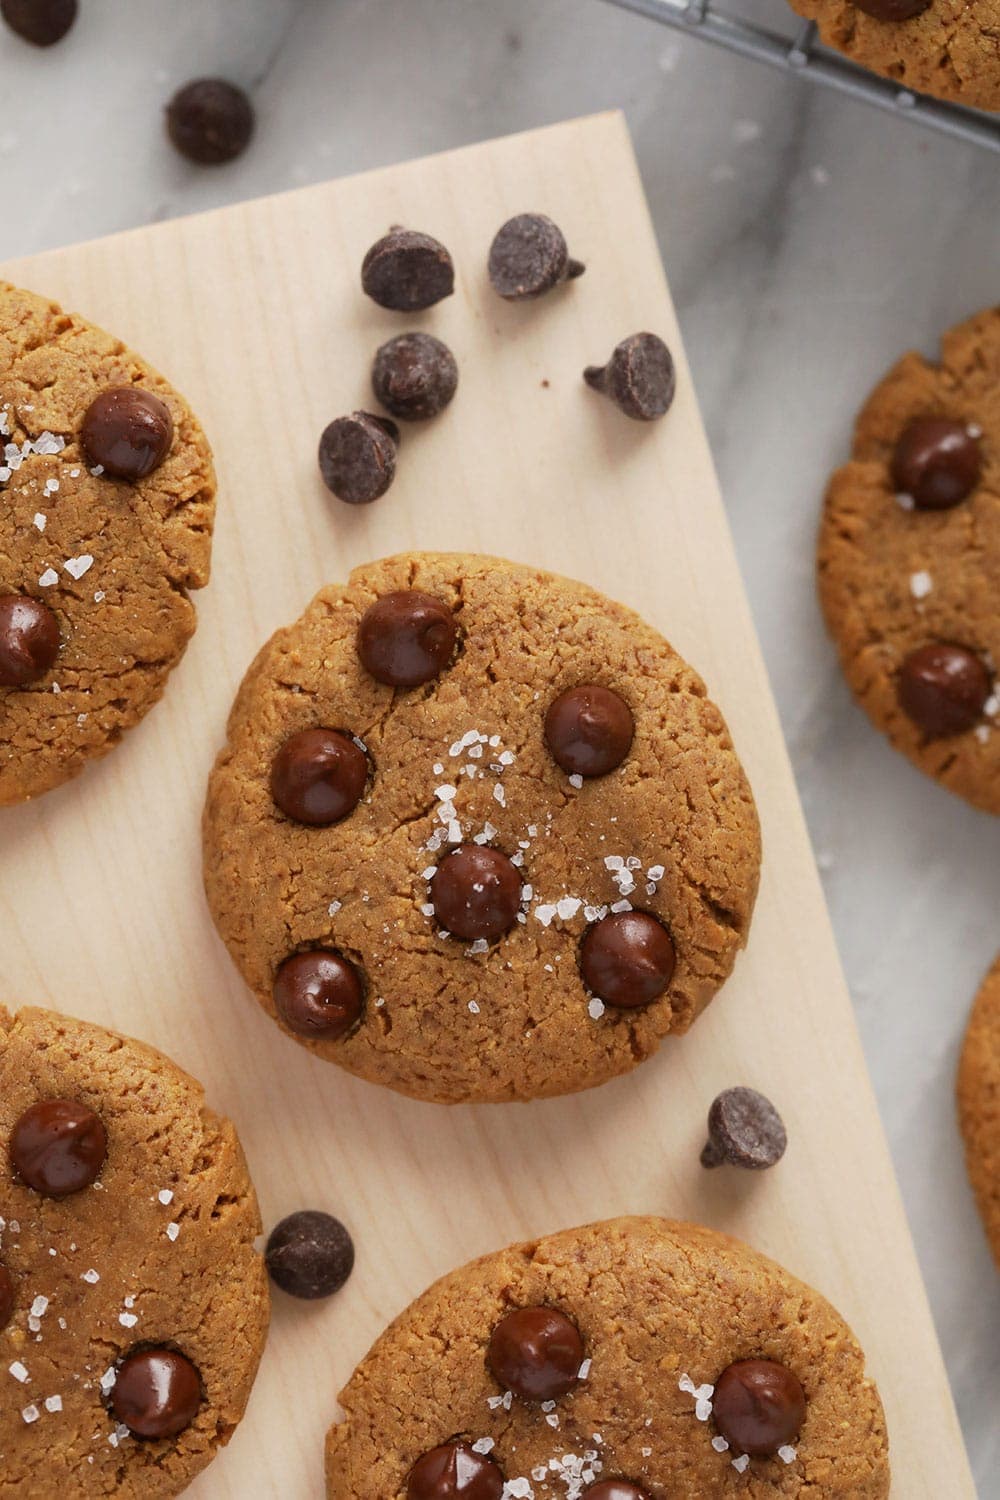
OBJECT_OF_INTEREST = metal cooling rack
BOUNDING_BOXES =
[603,0,1000,153]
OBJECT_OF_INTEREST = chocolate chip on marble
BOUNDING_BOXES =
[579,911,676,1008]
[712,1358,806,1457]
[430,844,522,943]
[81,387,174,480]
[1,0,77,45]
[700,1086,787,1170]
[584,333,676,422]
[891,416,981,510]
[166,78,255,165]
[10,1098,107,1198]
[0,595,60,687]
[371,333,458,421]
[897,643,991,737]
[544,684,634,778]
[265,1210,355,1299]
[110,1348,202,1439]
[273,950,364,1040]
[318,411,399,505]
[270,728,368,826]
[407,1441,505,1500]
[487,1305,584,1402]
[357,589,457,687]
[362,228,455,312]
[487,213,585,300]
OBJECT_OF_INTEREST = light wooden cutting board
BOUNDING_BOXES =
[0,114,971,1497]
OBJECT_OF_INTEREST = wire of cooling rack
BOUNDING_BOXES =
[602,0,1000,153]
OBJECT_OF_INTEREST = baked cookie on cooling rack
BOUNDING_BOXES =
[203,552,761,1105]
[958,954,1000,1269]
[817,306,999,814]
[325,1215,890,1498]
[786,0,1000,113]
[0,281,216,806]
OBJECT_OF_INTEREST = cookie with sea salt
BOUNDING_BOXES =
[0,281,216,806]
[325,1215,890,1498]
[0,1005,269,1497]
[202,552,761,1106]
[957,954,1000,1268]
[817,307,1000,815]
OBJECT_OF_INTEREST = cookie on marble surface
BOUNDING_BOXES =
[957,954,1000,1268]
[785,0,1000,112]
[203,552,761,1106]
[817,307,999,814]
[325,1215,890,1498]
[0,1005,269,1497]
[0,281,216,806]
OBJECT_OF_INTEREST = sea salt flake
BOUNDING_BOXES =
[588,998,605,1020]
[468,1000,481,1014]
[467,940,489,956]
[647,864,665,880]
[44,1395,63,1413]
[22,1404,40,1424]
[498,750,515,766]
[777,1445,796,1463]
[81,1269,100,1284]
[166,1222,180,1242]
[10,1361,29,1382]
[472,1437,495,1454]
[64,554,94,580]
[731,1454,750,1473]
[610,899,632,914]
[577,1358,592,1379]
[38,568,59,587]
[493,784,506,807]
[568,774,583,789]
[99,1367,117,1395]
[711,1435,730,1452]
[534,904,557,928]
[909,570,932,599]
[33,512,46,531]
[118,1312,138,1328]
[604,855,624,871]
[556,896,581,920]
[30,1296,48,1319]
[695,1396,713,1421]
[895,492,915,511]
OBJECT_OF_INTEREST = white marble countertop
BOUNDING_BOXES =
[1,0,997,1490]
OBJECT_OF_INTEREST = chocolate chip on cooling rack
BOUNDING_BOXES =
[265,1210,355,1299]
[371,333,458,421]
[318,411,399,505]
[487,213,585,301]
[166,78,255,165]
[584,332,676,421]
[361,227,455,312]
[1,0,77,45]
[700,1086,787,1170]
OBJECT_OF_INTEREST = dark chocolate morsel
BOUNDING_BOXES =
[544,684,634,778]
[487,1305,584,1402]
[361,228,455,312]
[166,78,255,165]
[712,1358,806,1457]
[110,1348,202,1440]
[584,1485,651,1500]
[1,0,77,45]
[318,412,399,505]
[407,1441,505,1500]
[430,845,522,942]
[0,1265,14,1330]
[270,728,368,826]
[579,912,676,1008]
[265,1210,355,1299]
[81,387,174,480]
[898,643,991,737]
[10,1098,107,1198]
[371,333,459,421]
[357,590,457,687]
[890,416,981,510]
[853,0,931,18]
[487,213,585,301]
[0,595,60,687]
[701,1086,787,1170]
[584,333,676,422]
[273,951,364,1040]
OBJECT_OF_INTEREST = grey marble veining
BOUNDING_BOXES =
[1,0,998,1489]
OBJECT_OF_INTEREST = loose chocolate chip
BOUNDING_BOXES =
[81,387,174,481]
[891,416,981,509]
[371,333,459,421]
[357,589,457,687]
[1,0,76,45]
[361,228,455,312]
[407,1441,505,1500]
[712,1358,806,1457]
[579,912,676,1008]
[431,845,522,942]
[853,0,931,18]
[544,684,634,778]
[487,1305,584,1402]
[585,1485,651,1500]
[701,1086,787,1170]
[318,411,399,505]
[265,1210,354,1299]
[10,1099,107,1198]
[0,595,60,687]
[110,1348,202,1440]
[898,643,990,737]
[488,213,585,301]
[0,1265,14,1330]
[166,78,255,165]
[270,728,368,827]
[584,333,676,422]
[273,951,364,1040]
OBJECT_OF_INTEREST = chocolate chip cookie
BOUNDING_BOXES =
[325,1215,890,1498]
[0,1005,269,1497]
[957,954,1000,1269]
[817,307,999,814]
[203,552,761,1105]
[0,281,216,806]
[785,0,1000,112]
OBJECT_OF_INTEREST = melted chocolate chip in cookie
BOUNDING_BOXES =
[579,912,676,1008]
[273,951,364,1040]
[1,0,77,45]
[358,589,458,687]
[898,643,991,737]
[891,417,981,509]
[362,228,455,312]
[270,728,368,826]
[488,1306,584,1402]
[488,214,585,301]
[266,1210,355,1300]
[431,845,522,942]
[0,1265,15,1330]
[585,1485,651,1500]
[0,595,60,687]
[372,333,459,421]
[712,1358,806,1457]
[110,1348,202,1439]
[11,1099,107,1198]
[407,1441,505,1500]
[81,387,174,480]
[544,684,634,777]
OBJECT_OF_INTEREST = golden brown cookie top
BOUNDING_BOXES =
[958,954,1000,1269]
[325,1215,890,1499]
[203,552,761,1105]
[0,1005,268,1498]
[0,281,216,806]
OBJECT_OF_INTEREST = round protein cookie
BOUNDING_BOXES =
[0,281,216,806]
[785,0,1000,112]
[957,955,1000,1269]
[203,552,761,1105]
[0,1005,269,1497]
[817,307,1000,815]
[325,1215,890,1498]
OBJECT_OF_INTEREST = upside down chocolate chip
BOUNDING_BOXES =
[584,333,676,422]
[361,228,455,312]
[0,595,60,687]
[430,844,522,942]
[712,1358,806,1457]
[579,911,676,1008]
[488,213,585,301]
[487,1305,584,1402]
[110,1348,202,1439]
[166,78,255,165]
[700,1086,787,1170]
[270,728,368,826]
[81,387,174,480]
[273,950,364,1040]
[544,684,634,778]
[407,1441,505,1500]
[1,0,77,45]
[265,1210,355,1299]
[357,589,457,687]
[318,412,399,505]
[371,333,458,421]
[11,1098,107,1197]
[898,643,990,737]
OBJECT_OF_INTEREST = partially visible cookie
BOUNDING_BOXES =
[958,955,1000,1268]
[203,552,761,1105]
[0,281,216,806]
[325,1215,890,1498]
[0,1005,269,1498]
[817,307,999,814]
[786,0,1000,112]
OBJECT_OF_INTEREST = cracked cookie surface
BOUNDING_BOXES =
[0,281,216,806]
[958,954,1000,1269]
[203,552,761,1105]
[0,1005,269,1498]
[324,1215,890,1498]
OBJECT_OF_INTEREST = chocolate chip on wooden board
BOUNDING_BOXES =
[584,333,676,421]
[700,1086,787,1170]
[266,1210,355,1299]
[362,227,455,311]
[318,411,399,505]
[371,333,458,421]
[487,213,585,300]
